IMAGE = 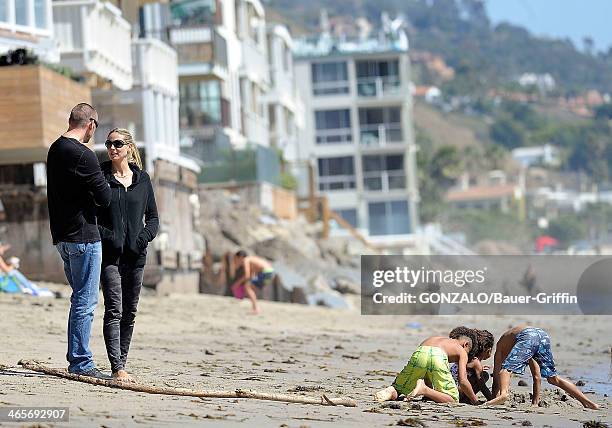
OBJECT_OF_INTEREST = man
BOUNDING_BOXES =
[47,103,112,379]
[231,250,275,314]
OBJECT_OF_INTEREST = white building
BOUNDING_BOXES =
[168,0,301,177]
[169,0,264,160]
[512,144,560,168]
[293,18,419,244]
[265,23,302,159]
[53,0,133,89]
[0,0,58,61]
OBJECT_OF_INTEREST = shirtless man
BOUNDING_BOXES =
[232,250,274,314]
[487,325,598,409]
[375,330,480,404]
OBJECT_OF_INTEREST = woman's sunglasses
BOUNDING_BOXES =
[105,139,126,149]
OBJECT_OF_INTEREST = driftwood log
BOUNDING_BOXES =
[18,360,357,407]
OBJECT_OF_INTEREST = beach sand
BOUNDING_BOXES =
[1,287,610,427]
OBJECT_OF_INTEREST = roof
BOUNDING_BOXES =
[446,184,520,202]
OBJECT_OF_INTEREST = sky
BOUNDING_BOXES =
[485,0,612,53]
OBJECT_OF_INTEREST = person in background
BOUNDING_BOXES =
[231,251,274,315]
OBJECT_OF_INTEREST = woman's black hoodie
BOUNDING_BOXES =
[97,161,159,266]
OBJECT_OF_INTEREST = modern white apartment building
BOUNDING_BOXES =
[265,23,302,161]
[293,21,419,244]
[168,0,301,180]
[0,0,57,61]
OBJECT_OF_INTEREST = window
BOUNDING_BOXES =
[356,59,400,97]
[0,0,8,23]
[171,0,217,26]
[314,109,352,144]
[336,208,358,228]
[317,156,355,191]
[179,80,222,128]
[359,107,402,145]
[356,59,399,79]
[34,0,46,29]
[368,200,410,235]
[311,61,349,95]
[15,0,27,25]
[363,154,406,191]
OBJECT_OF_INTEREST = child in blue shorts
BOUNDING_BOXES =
[486,325,598,409]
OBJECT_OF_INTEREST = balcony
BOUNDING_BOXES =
[53,0,132,90]
[318,175,356,192]
[312,79,350,96]
[359,124,403,146]
[315,128,352,145]
[363,171,406,192]
[169,25,228,79]
[240,37,268,85]
[132,38,178,96]
[356,76,401,98]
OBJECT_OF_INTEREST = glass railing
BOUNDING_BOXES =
[359,123,403,146]
[318,175,356,191]
[356,76,401,97]
[363,170,406,191]
[312,80,350,96]
[315,128,353,144]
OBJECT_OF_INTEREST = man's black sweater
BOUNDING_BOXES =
[47,136,112,245]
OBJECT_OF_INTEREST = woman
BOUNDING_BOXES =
[97,128,159,382]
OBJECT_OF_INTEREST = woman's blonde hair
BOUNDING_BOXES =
[108,128,143,170]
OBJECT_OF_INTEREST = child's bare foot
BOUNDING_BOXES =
[113,370,135,383]
[248,308,260,315]
[374,386,398,402]
[584,401,599,410]
[405,379,426,401]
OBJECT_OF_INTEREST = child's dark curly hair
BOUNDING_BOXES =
[449,326,479,358]
[474,329,494,355]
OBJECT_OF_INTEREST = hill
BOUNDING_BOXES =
[269,0,612,94]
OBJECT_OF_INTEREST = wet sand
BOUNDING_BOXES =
[1,287,610,427]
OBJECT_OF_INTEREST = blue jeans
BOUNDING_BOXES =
[56,241,102,373]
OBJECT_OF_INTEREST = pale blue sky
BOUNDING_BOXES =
[486,0,612,52]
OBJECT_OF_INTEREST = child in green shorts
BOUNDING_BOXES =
[375,331,480,404]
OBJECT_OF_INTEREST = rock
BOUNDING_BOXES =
[575,380,586,386]
[307,275,334,294]
[290,287,308,305]
[251,237,311,262]
[518,380,528,386]
[333,277,360,294]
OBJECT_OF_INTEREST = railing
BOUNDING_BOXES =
[315,128,352,145]
[359,123,403,146]
[312,80,350,96]
[53,0,132,89]
[170,25,228,70]
[132,38,178,95]
[318,175,356,191]
[356,76,401,97]
[363,170,406,191]
[241,37,268,84]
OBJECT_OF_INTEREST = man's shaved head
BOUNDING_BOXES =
[69,103,97,129]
